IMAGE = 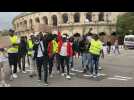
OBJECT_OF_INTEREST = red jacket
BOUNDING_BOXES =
[48,41,53,57]
[67,41,73,57]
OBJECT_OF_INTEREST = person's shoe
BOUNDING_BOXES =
[71,68,75,71]
[61,73,65,76]
[29,74,33,78]
[12,74,18,79]
[66,75,71,79]
[22,71,27,74]
[57,70,60,74]
[89,74,94,78]
[10,75,13,81]
[93,74,98,78]
[37,79,41,82]
[4,83,10,87]
[50,74,53,78]
[83,69,87,73]
[98,67,102,70]
[44,82,48,86]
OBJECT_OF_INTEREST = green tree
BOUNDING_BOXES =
[117,12,134,37]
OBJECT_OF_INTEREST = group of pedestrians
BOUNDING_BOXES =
[0,30,105,87]
[106,39,120,55]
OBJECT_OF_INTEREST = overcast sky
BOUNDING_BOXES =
[0,12,21,31]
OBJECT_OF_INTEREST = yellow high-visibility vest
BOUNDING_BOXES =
[8,35,18,53]
[89,39,103,55]
[9,35,18,44]
[27,39,34,55]
[52,40,58,54]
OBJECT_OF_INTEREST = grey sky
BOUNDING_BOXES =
[0,12,21,31]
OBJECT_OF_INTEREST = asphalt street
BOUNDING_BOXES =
[1,48,134,87]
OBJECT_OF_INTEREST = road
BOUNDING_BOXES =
[2,48,134,87]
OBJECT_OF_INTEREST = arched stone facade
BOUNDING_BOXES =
[12,12,125,35]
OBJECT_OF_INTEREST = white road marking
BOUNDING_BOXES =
[70,73,76,75]
[114,75,133,79]
[71,69,83,73]
[83,74,93,77]
[108,77,128,81]
[108,75,133,81]
[98,73,107,76]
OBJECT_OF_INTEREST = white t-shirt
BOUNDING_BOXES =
[60,42,67,56]
[37,41,44,57]
[0,52,8,62]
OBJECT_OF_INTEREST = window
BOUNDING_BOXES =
[62,13,68,24]
[35,17,40,23]
[17,23,19,28]
[24,20,27,28]
[74,13,80,23]
[42,16,48,25]
[86,12,92,22]
[99,12,104,21]
[52,15,58,26]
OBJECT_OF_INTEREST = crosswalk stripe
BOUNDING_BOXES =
[114,75,133,79]
[108,77,128,81]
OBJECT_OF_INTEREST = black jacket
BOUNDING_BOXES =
[79,39,90,53]
[18,41,27,56]
[33,35,52,59]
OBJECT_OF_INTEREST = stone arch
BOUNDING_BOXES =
[86,12,92,22]
[62,13,68,24]
[24,20,27,27]
[99,12,104,21]
[35,17,40,23]
[42,16,48,25]
[52,15,58,26]
[74,13,80,23]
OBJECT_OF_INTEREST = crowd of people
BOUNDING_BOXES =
[0,30,121,87]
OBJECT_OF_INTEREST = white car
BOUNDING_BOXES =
[124,35,134,49]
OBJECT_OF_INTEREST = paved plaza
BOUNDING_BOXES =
[1,48,134,87]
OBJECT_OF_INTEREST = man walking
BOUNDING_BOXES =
[7,30,19,79]
[89,34,103,77]
[33,32,50,86]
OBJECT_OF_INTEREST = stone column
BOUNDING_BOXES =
[80,12,85,24]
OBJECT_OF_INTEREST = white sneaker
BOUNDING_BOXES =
[66,75,71,79]
[10,75,13,81]
[71,68,75,71]
[4,84,10,87]
[57,70,60,74]
[93,75,97,78]
[61,73,65,76]
[12,74,18,78]
[50,74,53,78]
[98,67,102,70]
[22,71,27,74]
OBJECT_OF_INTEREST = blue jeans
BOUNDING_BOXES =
[90,54,99,75]
[81,53,91,69]
[69,56,74,68]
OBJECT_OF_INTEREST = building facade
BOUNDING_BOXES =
[12,12,124,36]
